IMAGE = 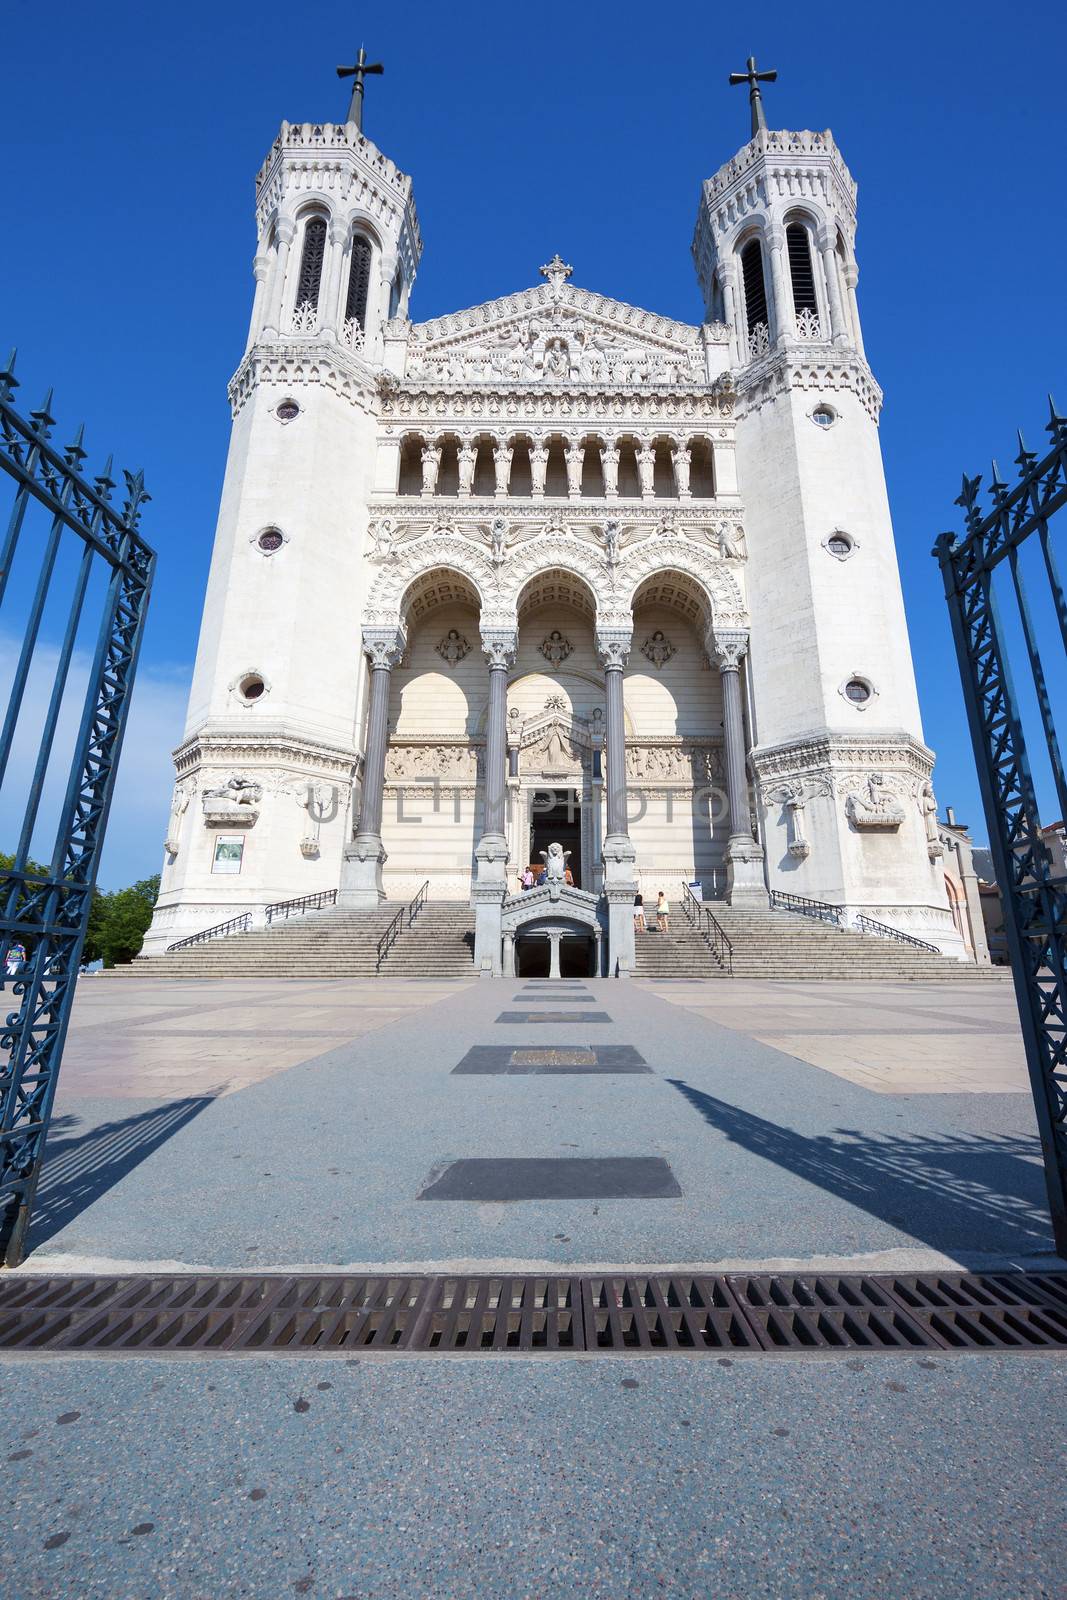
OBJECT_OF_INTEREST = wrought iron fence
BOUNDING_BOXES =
[934,398,1067,1253]
[0,352,154,1266]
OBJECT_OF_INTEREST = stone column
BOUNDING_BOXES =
[547,929,563,980]
[502,930,516,978]
[843,260,865,357]
[245,252,271,353]
[261,218,296,338]
[339,626,405,908]
[712,629,766,904]
[472,628,517,976]
[320,219,348,339]
[818,231,849,345]
[598,630,637,976]
[718,262,742,367]
[765,223,795,345]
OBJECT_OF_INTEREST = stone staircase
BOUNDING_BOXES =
[633,902,1010,981]
[119,903,476,980]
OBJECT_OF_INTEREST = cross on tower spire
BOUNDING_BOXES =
[728,55,778,138]
[336,46,384,132]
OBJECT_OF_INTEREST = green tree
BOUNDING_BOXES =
[99,875,160,967]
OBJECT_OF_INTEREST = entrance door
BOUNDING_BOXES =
[529,787,582,888]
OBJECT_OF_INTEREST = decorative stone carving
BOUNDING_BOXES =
[435,629,471,667]
[297,781,339,858]
[716,521,746,560]
[539,253,573,296]
[539,840,571,881]
[845,773,906,830]
[164,784,193,855]
[481,630,517,671]
[672,445,691,497]
[641,631,676,668]
[625,743,724,784]
[385,744,481,781]
[795,307,824,341]
[543,694,568,712]
[201,776,262,827]
[636,444,656,496]
[368,517,397,561]
[603,519,621,566]
[920,780,944,860]
[363,628,406,670]
[601,444,620,496]
[712,629,749,672]
[539,630,573,667]
[457,439,477,495]
[420,443,441,496]
[596,630,632,670]
[489,515,508,565]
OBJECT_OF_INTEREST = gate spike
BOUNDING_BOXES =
[64,422,88,470]
[989,458,1009,500]
[93,452,116,500]
[1047,393,1067,438]
[0,348,17,400]
[30,387,55,435]
[1015,428,1037,468]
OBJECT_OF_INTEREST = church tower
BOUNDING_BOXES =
[692,62,961,951]
[143,66,422,952]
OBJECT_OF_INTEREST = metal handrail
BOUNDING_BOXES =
[769,889,844,926]
[167,913,251,953]
[681,883,733,974]
[265,888,338,926]
[855,914,941,954]
[377,880,430,970]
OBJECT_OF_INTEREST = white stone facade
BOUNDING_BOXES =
[143,110,966,964]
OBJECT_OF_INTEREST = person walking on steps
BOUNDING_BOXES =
[656,891,670,934]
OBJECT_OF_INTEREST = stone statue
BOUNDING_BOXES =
[370,517,396,561]
[717,521,745,560]
[489,516,508,565]
[636,444,656,496]
[420,444,440,495]
[540,841,571,881]
[603,520,621,566]
[845,773,906,830]
[601,443,620,496]
[203,776,261,805]
[672,445,691,496]
[457,441,477,495]
[920,780,944,859]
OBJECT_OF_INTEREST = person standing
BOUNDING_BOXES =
[656,891,670,933]
[633,892,646,933]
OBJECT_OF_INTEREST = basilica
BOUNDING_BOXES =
[142,62,966,974]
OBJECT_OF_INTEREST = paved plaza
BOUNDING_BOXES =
[4,971,1064,1599]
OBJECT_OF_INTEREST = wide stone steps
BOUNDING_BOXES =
[120,905,476,979]
[633,907,1009,981]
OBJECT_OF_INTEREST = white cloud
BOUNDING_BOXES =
[0,635,189,890]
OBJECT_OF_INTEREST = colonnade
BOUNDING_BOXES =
[339,618,765,963]
[392,430,730,500]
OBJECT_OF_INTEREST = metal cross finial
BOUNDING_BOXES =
[336,45,384,132]
[539,253,573,297]
[728,55,778,137]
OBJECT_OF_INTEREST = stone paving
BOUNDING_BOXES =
[5,970,1063,1599]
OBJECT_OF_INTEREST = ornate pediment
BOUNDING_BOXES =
[406,273,714,388]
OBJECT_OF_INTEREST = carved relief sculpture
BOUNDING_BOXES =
[845,772,906,830]
[920,781,944,860]
[202,776,262,827]
[641,631,676,668]
[540,630,573,667]
[435,629,471,667]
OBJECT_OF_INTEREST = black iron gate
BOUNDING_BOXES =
[935,401,1067,1254]
[0,352,154,1266]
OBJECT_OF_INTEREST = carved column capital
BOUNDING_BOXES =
[765,222,787,251]
[596,630,633,670]
[362,627,406,671]
[710,628,749,672]
[274,217,297,247]
[481,629,517,670]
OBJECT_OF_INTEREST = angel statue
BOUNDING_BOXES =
[539,840,572,883]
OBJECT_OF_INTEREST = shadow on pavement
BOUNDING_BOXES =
[27,1096,218,1248]
[667,1078,1054,1256]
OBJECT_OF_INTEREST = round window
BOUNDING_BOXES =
[812,405,836,428]
[239,675,265,702]
[827,534,852,558]
[257,529,284,553]
[844,678,871,704]
[276,399,300,422]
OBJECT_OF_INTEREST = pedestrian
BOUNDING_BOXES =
[633,892,646,933]
[521,867,534,892]
[5,940,26,977]
[656,891,670,933]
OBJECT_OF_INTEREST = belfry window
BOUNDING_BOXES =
[740,239,769,355]
[787,223,818,317]
[345,235,373,329]
[294,217,327,311]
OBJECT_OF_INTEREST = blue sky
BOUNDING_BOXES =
[3,0,1065,886]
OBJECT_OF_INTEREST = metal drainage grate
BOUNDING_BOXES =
[1,1272,1066,1356]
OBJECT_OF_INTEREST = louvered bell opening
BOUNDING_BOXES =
[787,223,818,315]
[740,239,769,335]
